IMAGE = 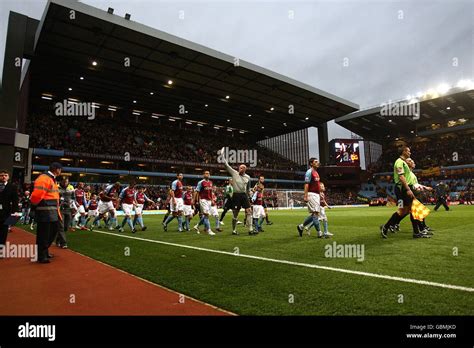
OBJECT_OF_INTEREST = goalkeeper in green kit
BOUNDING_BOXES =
[219,179,234,225]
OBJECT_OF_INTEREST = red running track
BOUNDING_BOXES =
[0,227,232,316]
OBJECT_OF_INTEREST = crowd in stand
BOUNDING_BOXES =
[27,114,304,171]
[368,135,473,173]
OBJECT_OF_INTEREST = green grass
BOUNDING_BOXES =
[22,205,474,315]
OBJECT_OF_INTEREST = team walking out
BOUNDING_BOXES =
[20,145,436,262]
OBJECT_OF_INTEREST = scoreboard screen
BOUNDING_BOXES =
[334,140,360,167]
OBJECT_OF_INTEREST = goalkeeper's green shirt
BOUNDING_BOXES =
[393,158,416,186]
[225,185,234,198]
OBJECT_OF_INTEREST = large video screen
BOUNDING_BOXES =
[334,140,360,167]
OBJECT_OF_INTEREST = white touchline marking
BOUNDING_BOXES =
[90,229,474,293]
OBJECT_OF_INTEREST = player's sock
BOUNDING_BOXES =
[232,217,237,231]
[383,212,400,230]
[259,217,264,228]
[138,216,144,228]
[197,216,205,227]
[92,216,101,226]
[253,218,259,231]
[323,220,328,233]
[302,215,313,227]
[246,214,253,232]
[133,216,138,226]
[177,216,183,231]
[305,221,313,229]
[265,214,270,223]
[420,219,427,229]
[162,213,169,223]
[121,218,128,227]
[185,218,190,230]
[311,215,321,232]
[409,213,419,234]
[127,217,135,230]
[164,215,174,226]
[215,217,220,229]
[220,209,227,222]
[203,217,210,231]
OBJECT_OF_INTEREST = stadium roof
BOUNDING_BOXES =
[28,0,358,138]
[335,84,474,142]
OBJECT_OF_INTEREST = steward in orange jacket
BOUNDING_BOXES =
[31,162,62,263]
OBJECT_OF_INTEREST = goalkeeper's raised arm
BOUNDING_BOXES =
[219,148,250,194]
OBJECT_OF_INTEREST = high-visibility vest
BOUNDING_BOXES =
[31,172,62,222]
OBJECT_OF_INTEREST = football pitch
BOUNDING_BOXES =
[24,205,474,315]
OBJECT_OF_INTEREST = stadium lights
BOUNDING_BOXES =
[132,112,140,116]
[270,107,274,111]
[133,100,137,103]
[80,77,84,80]
[41,95,52,100]
[248,114,252,117]
[225,95,230,99]
[150,92,154,95]
[68,88,72,91]
[227,119,230,122]
[168,118,176,122]
[185,121,192,125]
[92,61,98,66]
[446,107,451,110]
[197,123,204,127]
[107,7,114,14]
[261,126,265,129]
[305,117,309,120]
[204,104,208,107]
[151,115,159,119]
[283,122,287,126]
[168,80,173,85]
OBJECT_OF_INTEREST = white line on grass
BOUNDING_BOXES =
[91,229,474,293]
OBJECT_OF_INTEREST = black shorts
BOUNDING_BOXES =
[394,185,414,208]
[223,197,233,210]
[232,192,251,210]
